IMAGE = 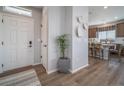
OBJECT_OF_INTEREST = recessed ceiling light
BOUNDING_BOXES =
[114,16,118,19]
[104,6,108,9]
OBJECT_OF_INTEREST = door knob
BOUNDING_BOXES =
[44,45,47,47]
[28,41,32,48]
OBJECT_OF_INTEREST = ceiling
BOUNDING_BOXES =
[30,6,124,26]
[89,6,124,26]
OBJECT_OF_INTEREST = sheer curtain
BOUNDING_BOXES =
[97,25,116,41]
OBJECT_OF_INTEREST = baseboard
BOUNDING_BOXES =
[47,69,58,74]
[33,62,42,66]
[47,64,89,74]
[70,64,89,74]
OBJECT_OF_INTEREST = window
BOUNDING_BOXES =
[3,6,32,17]
[97,30,116,40]
[106,30,116,39]
[98,31,106,40]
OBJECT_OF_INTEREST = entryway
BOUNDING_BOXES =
[0,13,34,73]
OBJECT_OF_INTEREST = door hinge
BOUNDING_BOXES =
[40,24,43,27]
[2,64,4,68]
[40,56,42,58]
[2,19,3,23]
[1,41,4,46]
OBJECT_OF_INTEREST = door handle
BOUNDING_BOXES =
[44,45,47,47]
[2,64,4,68]
[28,41,32,48]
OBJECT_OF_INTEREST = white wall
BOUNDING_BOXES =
[47,6,66,73]
[72,6,88,72]
[47,6,88,73]
[64,7,73,70]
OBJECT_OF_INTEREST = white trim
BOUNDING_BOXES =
[46,64,89,74]
[0,12,33,20]
[47,69,58,74]
[70,64,89,74]
[3,6,32,17]
[33,62,42,66]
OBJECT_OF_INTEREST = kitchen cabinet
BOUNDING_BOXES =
[116,23,124,37]
[88,28,97,38]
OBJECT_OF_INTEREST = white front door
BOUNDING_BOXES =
[3,15,18,71]
[2,15,34,71]
[0,13,3,73]
[17,19,34,68]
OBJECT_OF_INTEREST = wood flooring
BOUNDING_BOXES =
[35,57,124,86]
[0,57,124,86]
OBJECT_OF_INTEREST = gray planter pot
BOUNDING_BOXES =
[57,57,70,73]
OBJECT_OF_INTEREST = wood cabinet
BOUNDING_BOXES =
[116,23,124,37]
[88,28,97,38]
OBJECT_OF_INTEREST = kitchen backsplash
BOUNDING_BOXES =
[115,37,124,45]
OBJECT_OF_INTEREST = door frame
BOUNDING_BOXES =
[2,12,33,21]
[0,12,3,73]
[0,12,35,72]
[41,7,48,72]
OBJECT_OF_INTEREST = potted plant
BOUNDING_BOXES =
[57,34,70,73]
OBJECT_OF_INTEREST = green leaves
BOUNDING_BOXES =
[57,34,68,58]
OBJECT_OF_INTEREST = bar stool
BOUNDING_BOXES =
[94,44,104,59]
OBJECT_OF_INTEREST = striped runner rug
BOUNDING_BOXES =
[0,69,41,86]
